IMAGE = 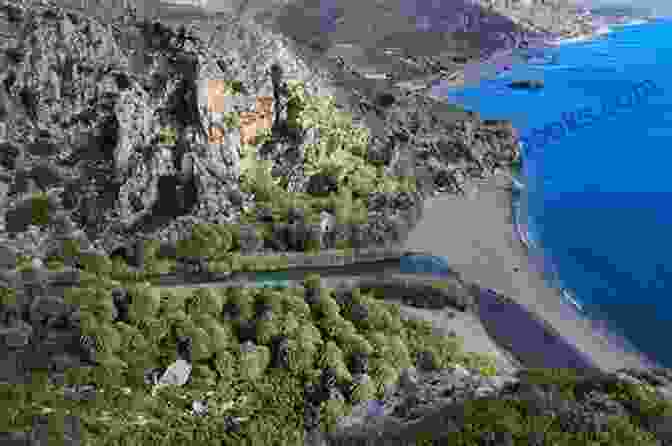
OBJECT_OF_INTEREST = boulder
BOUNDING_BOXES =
[508,79,544,90]
[0,245,18,270]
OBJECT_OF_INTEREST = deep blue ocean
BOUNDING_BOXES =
[430,19,672,369]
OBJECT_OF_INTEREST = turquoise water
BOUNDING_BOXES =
[432,19,672,369]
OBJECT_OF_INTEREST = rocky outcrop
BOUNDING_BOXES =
[508,79,544,89]
[0,0,525,258]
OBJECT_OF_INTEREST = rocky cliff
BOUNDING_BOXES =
[0,0,520,264]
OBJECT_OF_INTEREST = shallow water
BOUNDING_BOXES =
[432,19,672,369]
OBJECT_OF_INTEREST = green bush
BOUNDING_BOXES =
[92,353,128,389]
[78,289,117,324]
[337,332,373,359]
[286,339,318,376]
[95,322,123,355]
[385,334,412,370]
[28,192,51,227]
[126,283,162,322]
[158,126,177,145]
[349,375,377,404]
[185,287,225,317]
[212,349,240,384]
[521,368,581,401]
[191,363,218,387]
[316,341,352,383]
[320,398,350,434]
[303,273,321,290]
[319,313,357,341]
[159,289,190,314]
[280,292,311,320]
[211,223,234,253]
[370,359,399,398]
[314,288,341,320]
[294,320,323,349]
[179,325,213,362]
[256,318,282,346]
[226,287,255,320]
[237,344,271,382]
[79,252,113,276]
[138,316,171,348]
[192,313,236,353]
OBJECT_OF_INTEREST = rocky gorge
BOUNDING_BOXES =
[0,0,672,445]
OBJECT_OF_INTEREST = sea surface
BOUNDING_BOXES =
[431,19,672,369]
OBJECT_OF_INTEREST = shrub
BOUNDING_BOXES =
[320,314,357,342]
[459,352,499,377]
[139,316,171,347]
[176,223,218,259]
[211,223,234,253]
[254,287,284,315]
[358,297,397,332]
[280,293,311,320]
[159,289,189,314]
[316,341,352,383]
[522,368,582,401]
[95,322,123,355]
[115,321,152,356]
[386,334,413,370]
[294,320,324,349]
[278,313,301,337]
[79,290,117,324]
[366,331,392,360]
[226,287,255,320]
[256,317,282,346]
[349,375,377,405]
[194,314,236,353]
[286,339,318,376]
[320,398,350,434]
[303,273,321,291]
[79,251,113,276]
[191,363,218,387]
[237,343,271,382]
[337,333,373,359]
[185,287,225,317]
[92,353,128,389]
[178,326,212,362]
[158,126,177,145]
[28,192,52,227]
[126,283,162,322]
[313,288,341,320]
[213,349,238,383]
[370,359,399,398]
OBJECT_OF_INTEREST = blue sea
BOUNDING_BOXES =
[430,19,672,369]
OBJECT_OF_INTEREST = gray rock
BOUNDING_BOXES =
[320,211,335,235]
[508,79,544,90]
[0,323,32,348]
[0,245,18,270]
[398,367,420,394]
[156,358,192,389]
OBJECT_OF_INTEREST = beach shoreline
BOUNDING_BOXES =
[403,170,656,373]
[509,177,663,371]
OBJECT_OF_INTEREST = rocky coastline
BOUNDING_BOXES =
[0,1,671,445]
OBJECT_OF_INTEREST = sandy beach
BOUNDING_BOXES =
[402,172,657,373]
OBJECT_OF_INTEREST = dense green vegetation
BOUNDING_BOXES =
[412,367,667,446]
[4,264,672,446]
[0,255,502,445]
[236,79,416,223]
